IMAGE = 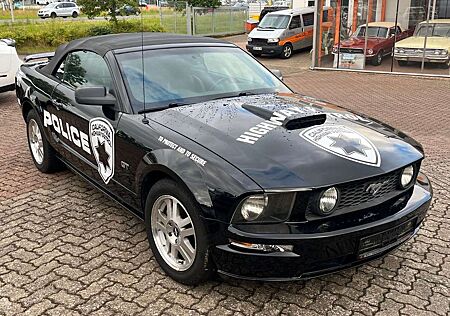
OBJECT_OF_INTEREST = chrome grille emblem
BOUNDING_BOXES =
[366,180,389,196]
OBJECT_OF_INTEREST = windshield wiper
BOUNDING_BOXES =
[138,102,190,114]
[211,92,263,101]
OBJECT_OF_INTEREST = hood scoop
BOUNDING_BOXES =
[282,114,326,130]
[242,103,327,130]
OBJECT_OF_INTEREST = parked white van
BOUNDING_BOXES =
[246,7,316,59]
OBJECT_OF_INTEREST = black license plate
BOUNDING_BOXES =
[358,218,416,258]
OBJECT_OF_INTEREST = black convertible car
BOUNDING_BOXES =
[16,33,432,284]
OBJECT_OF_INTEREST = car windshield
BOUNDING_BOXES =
[415,23,450,37]
[44,3,58,8]
[116,46,290,112]
[259,15,290,29]
[354,26,388,38]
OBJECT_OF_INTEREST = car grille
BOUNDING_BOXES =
[334,170,401,210]
[338,48,364,54]
[251,38,268,45]
[290,164,420,222]
[397,48,441,56]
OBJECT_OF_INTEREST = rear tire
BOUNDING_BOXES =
[26,110,61,173]
[72,11,78,18]
[280,43,293,59]
[144,179,214,285]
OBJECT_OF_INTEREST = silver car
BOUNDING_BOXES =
[38,2,80,19]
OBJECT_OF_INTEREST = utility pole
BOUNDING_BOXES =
[9,0,15,23]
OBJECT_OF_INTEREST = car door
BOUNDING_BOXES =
[64,3,72,16]
[301,12,314,48]
[54,3,63,16]
[49,50,135,202]
[286,15,302,50]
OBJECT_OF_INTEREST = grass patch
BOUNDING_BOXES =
[0,9,40,20]
[0,19,164,54]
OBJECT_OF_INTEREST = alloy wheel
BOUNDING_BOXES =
[28,119,44,165]
[283,45,292,58]
[151,195,196,271]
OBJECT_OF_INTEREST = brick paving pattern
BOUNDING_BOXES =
[0,70,449,315]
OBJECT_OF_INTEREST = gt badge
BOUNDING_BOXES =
[300,125,381,167]
[89,118,115,184]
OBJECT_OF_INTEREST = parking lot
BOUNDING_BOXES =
[1,48,450,315]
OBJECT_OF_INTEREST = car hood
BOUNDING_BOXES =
[249,28,285,39]
[396,36,450,49]
[338,37,386,49]
[150,94,423,189]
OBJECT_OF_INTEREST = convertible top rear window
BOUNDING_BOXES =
[116,46,289,112]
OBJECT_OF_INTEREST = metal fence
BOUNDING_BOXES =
[191,6,247,36]
[158,1,188,34]
[159,3,248,36]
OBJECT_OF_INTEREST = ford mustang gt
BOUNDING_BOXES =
[15,33,432,284]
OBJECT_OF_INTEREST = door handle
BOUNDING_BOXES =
[52,99,65,110]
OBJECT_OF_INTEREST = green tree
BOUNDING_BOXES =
[186,0,220,7]
[78,0,138,25]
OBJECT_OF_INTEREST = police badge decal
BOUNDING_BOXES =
[300,125,381,167]
[89,118,115,184]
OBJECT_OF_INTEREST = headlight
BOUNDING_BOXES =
[248,37,252,42]
[442,49,448,55]
[318,187,338,215]
[367,49,374,55]
[240,195,267,221]
[232,193,296,223]
[400,165,414,188]
[434,50,441,55]
[267,38,279,43]
[332,46,338,53]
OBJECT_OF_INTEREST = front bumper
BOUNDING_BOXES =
[210,179,432,281]
[394,54,449,63]
[246,44,283,56]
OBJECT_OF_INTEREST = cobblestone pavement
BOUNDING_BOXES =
[0,69,449,316]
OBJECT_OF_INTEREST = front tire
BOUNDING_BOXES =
[50,12,56,19]
[144,179,214,285]
[281,43,293,59]
[440,59,450,69]
[26,110,61,173]
[371,50,383,66]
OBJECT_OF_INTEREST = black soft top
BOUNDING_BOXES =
[41,33,230,74]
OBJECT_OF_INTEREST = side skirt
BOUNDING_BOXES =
[59,156,145,221]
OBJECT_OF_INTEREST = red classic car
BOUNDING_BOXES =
[333,22,411,66]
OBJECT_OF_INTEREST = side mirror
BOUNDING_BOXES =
[1,38,16,47]
[270,69,283,81]
[75,86,116,106]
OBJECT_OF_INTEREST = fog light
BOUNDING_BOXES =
[230,240,294,252]
[401,165,414,188]
[318,187,338,215]
[240,195,267,221]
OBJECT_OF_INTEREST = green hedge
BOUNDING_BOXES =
[0,20,165,53]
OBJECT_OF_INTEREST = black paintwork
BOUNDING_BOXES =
[15,33,432,280]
